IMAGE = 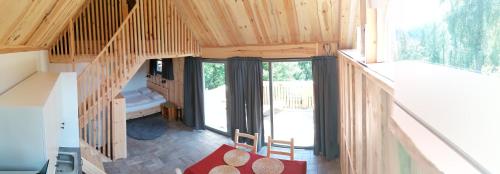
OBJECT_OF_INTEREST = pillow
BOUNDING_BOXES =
[122,90,141,98]
[126,95,151,107]
[138,87,152,94]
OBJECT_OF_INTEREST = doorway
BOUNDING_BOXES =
[263,60,314,147]
[202,62,228,133]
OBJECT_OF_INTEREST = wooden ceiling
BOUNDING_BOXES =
[0,0,86,53]
[174,0,340,47]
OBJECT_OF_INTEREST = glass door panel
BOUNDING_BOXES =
[203,62,227,132]
[262,62,272,144]
[263,61,314,147]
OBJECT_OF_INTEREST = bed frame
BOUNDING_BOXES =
[126,105,162,120]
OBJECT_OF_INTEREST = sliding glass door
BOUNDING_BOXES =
[202,62,228,133]
[263,61,314,147]
[202,60,314,145]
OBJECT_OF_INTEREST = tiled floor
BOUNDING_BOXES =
[104,118,340,174]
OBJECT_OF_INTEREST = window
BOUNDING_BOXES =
[385,0,499,76]
[156,60,162,73]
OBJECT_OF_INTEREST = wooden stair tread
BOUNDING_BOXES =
[81,140,108,174]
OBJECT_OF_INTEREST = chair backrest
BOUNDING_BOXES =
[175,168,182,174]
[234,129,259,153]
[266,136,294,160]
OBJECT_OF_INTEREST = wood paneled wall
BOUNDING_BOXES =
[147,58,185,108]
[49,0,128,63]
[78,0,199,159]
[0,0,86,53]
[174,0,340,47]
[338,50,441,174]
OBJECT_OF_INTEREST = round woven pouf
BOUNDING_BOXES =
[208,165,240,174]
[223,149,250,167]
[252,158,285,174]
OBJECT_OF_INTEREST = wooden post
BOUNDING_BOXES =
[112,94,127,159]
[69,19,76,71]
[364,5,377,63]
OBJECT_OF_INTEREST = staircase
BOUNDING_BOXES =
[81,140,109,174]
[49,0,200,172]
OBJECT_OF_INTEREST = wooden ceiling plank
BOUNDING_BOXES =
[294,0,321,43]
[317,0,340,42]
[220,0,259,45]
[172,0,341,47]
[192,0,231,46]
[29,0,86,48]
[0,0,33,44]
[248,0,275,44]
[212,0,244,46]
[283,0,300,43]
[3,0,58,46]
[271,0,292,43]
[242,0,265,44]
[173,0,214,46]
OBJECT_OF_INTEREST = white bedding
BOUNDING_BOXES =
[123,87,166,113]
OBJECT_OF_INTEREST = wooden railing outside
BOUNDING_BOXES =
[78,0,200,159]
[263,81,314,109]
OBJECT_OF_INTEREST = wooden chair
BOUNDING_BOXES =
[234,129,259,153]
[267,136,295,160]
[175,168,182,174]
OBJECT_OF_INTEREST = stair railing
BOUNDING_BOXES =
[77,0,200,159]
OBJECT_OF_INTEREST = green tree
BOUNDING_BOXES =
[396,0,499,75]
[262,62,270,81]
[293,61,312,80]
[203,63,225,90]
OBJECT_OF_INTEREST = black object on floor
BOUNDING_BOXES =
[127,114,167,140]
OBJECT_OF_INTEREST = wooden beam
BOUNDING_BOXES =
[339,0,359,49]
[0,46,45,54]
[364,5,377,63]
[201,43,337,59]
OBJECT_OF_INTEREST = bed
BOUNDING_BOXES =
[122,87,166,120]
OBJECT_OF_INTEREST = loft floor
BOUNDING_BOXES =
[103,115,340,174]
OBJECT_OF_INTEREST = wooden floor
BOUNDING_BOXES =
[103,119,340,174]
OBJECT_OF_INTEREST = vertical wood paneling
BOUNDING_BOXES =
[77,0,200,159]
[49,0,127,63]
[338,50,443,174]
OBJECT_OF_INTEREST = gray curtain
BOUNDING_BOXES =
[162,58,174,80]
[226,57,264,150]
[312,56,340,160]
[149,59,157,75]
[183,57,205,130]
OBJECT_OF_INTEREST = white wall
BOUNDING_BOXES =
[395,61,500,173]
[123,61,149,92]
[0,50,48,94]
[48,62,89,75]
[56,73,79,148]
